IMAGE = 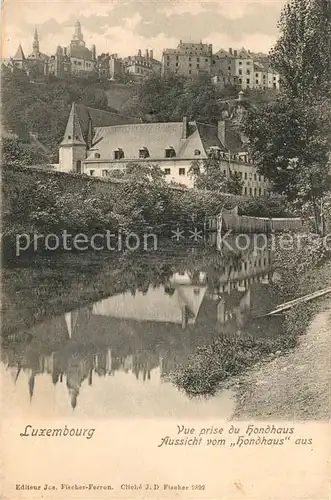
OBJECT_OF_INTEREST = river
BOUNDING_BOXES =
[1,245,284,419]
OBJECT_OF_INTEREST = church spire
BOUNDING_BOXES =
[60,103,86,146]
[33,28,39,53]
[73,19,83,42]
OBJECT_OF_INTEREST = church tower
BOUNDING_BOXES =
[59,103,87,173]
[33,28,39,55]
[71,19,85,47]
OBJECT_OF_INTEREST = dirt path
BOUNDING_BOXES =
[232,301,331,420]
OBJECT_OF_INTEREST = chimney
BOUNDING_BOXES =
[145,49,149,59]
[138,49,142,57]
[182,116,188,139]
[238,90,244,101]
[229,47,233,55]
[149,49,153,60]
[217,120,226,146]
[91,44,96,60]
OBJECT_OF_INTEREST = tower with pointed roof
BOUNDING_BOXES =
[59,103,87,173]
[33,28,39,54]
[12,44,26,69]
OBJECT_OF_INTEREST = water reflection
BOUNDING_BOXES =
[2,246,281,416]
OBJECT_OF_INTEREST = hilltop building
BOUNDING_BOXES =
[58,98,270,197]
[162,41,213,77]
[123,49,162,79]
[162,42,279,91]
[97,53,125,80]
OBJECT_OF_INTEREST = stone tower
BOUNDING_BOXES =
[59,103,87,173]
[33,28,39,54]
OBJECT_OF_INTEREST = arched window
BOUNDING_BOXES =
[194,149,201,155]
[76,160,82,173]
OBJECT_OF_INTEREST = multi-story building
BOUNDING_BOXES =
[161,41,279,91]
[97,53,125,80]
[123,49,161,79]
[58,99,270,197]
[162,41,213,77]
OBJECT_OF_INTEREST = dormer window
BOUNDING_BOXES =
[194,149,201,155]
[139,147,150,159]
[165,146,176,158]
[114,148,124,160]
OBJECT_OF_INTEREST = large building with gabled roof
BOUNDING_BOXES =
[58,100,270,196]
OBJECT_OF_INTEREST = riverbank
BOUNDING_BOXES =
[232,299,331,420]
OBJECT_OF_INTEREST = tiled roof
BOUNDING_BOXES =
[85,118,245,160]
[75,104,141,139]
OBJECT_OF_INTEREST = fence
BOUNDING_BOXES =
[219,213,309,234]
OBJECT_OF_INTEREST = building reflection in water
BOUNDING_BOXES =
[2,247,277,409]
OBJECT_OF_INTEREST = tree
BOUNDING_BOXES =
[244,0,331,232]
[270,0,331,99]
[188,153,244,194]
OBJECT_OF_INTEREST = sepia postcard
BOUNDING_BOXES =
[1,0,330,498]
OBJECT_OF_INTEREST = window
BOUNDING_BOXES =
[247,61,251,65]
[102,170,108,177]
[254,188,257,196]
[259,188,262,196]
[139,147,149,158]
[189,57,191,61]
[244,187,247,195]
[176,56,179,60]
[256,79,259,84]
[197,63,199,68]
[167,62,169,66]
[90,170,95,176]
[247,69,250,75]
[239,61,242,65]
[205,58,208,62]
[197,57,200,62]
[239,69,242,75]
[114,148,124,160]
[194,149,201,155]
[239,78,242,84]
[189,70,191,74]
[189,63,191,67]
[237,172,243,179]
[256,73,258,77]
[94,153,100,159]
[68,135,72,139]
[164,168,171,175]
[76,160,82,173]
[179,168,185,175]
[254,173,257,180]
[246,79,250,84]
[249,187,252,195]
[176,62,178,67]
[244,172,247,180]
[165,147,176,158]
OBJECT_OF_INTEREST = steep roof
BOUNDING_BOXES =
[75,104,141,139]
[85,118,245,160]
[13,44,25,61]
[60,103,86,146]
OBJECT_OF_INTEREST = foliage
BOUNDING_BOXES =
[122,74,236,124]
[270,0,331,99]
[188,153,244,194]
[1,137,50,166]
[1,71,113,162]
[244,0,331,230]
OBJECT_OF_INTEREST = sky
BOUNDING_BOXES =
[2,0,287,60]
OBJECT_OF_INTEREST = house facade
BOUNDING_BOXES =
[58,102,270,197]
